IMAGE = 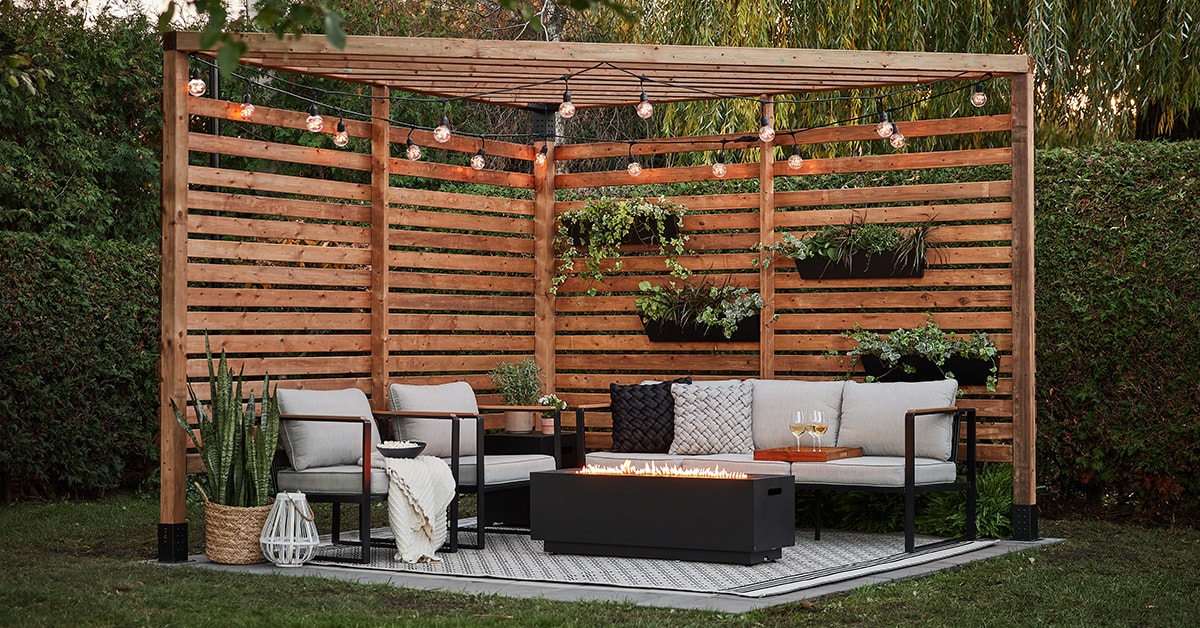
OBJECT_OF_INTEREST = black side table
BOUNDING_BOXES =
[484,431,581,469]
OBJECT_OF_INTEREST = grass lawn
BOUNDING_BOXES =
[1,493,1197,626]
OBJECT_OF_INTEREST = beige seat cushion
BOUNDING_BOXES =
[584,451,690,468]
[448,454,556,487]
[276,464,389,495]
[277,388,381,471]
[791,456,958,487]
[680,453,792,476]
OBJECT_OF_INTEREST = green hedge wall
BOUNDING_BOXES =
[0,233,159,500]
[1036,140,1200,517]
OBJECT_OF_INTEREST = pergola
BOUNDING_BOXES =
[159,32,1036,562]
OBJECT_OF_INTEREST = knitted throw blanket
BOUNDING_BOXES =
[384,456,456,563]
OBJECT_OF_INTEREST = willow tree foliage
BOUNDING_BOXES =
[596,0,1198,147]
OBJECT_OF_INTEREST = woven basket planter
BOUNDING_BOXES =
[199,485,273,565]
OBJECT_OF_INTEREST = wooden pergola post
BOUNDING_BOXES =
[370,86,391,408]
[1010,68,1038,541]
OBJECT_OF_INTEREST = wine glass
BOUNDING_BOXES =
[810,410,827,451]
[790,411,808,451]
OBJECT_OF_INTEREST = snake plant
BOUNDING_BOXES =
[172,339,279,507]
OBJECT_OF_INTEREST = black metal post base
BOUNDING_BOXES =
[1011,504,1039,541]
[157,522,189,563]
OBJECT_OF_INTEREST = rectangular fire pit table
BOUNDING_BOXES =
[529,468,795,565]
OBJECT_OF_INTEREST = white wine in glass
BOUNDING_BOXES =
[810,410,827,451]
[790,411,808,451]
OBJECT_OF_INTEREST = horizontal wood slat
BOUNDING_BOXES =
[187,287,370,309]
[188,190,372,223]
[188,214,371,244]
[189,166,371,200]
[186,263,370,287]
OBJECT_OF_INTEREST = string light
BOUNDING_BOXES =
[888,122,906,149]
[758,110,775,143]
[238,94,254,120]
[787,144,804,170]
[433,113,452,143]
[405,131,422,160]
[305,104,324,132]
[970,82,988,108]
[187,68,206,97]
[875,109,894,138]
[333,119,349,147]
[534,144,548,167]
[558,77,576,119]
[711,140,727,178]
[626,144,642,177]
[635,78,653,119]
[471,138,486,170]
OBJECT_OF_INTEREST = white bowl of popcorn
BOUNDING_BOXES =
[377,440,426,458]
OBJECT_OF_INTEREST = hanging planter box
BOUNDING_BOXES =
[859,354,997,386]
[567,217,680,247]
[641,314,761,343]
[794,252,925,279]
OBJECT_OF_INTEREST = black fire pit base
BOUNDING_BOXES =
[530,469,795,565]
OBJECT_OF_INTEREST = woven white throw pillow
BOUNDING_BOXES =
[667,380,754,455]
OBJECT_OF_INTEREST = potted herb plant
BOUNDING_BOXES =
[635,278,765,342]
[172,340,279,564]
[489,358,544,433]
[842,319,999,391]
[763,214,937,279]
[553,196,690,295]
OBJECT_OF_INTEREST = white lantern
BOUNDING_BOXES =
[260,491,320,567]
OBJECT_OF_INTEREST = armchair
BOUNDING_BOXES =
[386,381,558,551]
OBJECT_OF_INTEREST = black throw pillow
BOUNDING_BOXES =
[609,377,692,453]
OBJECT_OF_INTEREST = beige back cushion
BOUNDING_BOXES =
[387,382,479,458]
[836,380,959,460]
[276,388,380,471]
[748,379,846,450]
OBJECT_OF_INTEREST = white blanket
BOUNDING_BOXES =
[384,456,457,563]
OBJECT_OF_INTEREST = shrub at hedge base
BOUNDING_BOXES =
[0,233,159,500]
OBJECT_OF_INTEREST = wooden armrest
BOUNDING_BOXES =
[478,404,559,412]
[904,406,961,416]
[279,413,370,423]
[575,403,612,411]
[372,409,479,419]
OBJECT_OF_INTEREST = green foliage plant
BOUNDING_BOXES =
[761,214,937,274]
[918,463,1015,538]
[635,277,765,339]
[553,197,690,295]
[172,339,279,508]
[489,358,544,406]
[843,319,999,391]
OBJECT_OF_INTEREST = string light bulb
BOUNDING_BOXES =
[187,68,206,97]
[711,142,727,178]
[626,146,642,177]
[406,136,422,160]
[433,113,452,143]
[758,113,775,143]
[305,104,324,132]
[888,123,906,149]
[471,145,486,170]
[636,91,653,119]
[787,144,804,170]
[238,94,254,120]
[875,109,894,138]
[333,119,349,147]
[970,82,988,108]
[559,90,576,119]
[534,144,548,167]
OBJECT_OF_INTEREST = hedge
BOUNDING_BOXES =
[0,233,159,500]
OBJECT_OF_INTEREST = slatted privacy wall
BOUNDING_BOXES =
[159,34,1038,560]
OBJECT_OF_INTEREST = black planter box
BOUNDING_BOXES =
[860,354,997,386]
[794,252,925,279]
[530,470,795,564]
[641,314,761,343]
[566,217,679,247]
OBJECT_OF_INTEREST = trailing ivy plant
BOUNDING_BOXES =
[553,197,690,295]
[842,319,999,391]
[635,277,765,339]
[760,214,937,274]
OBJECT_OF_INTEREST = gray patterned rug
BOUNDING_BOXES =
[311,526,997,598]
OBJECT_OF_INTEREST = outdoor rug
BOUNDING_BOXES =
[311,526,997,598]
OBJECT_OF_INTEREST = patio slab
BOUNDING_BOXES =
[164,536,1060,613]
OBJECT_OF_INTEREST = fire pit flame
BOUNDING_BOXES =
[578,459,748,479]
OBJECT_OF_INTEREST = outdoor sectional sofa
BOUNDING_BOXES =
[579,378,977,552]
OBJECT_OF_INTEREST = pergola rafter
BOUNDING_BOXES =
[158,32,1037,563]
